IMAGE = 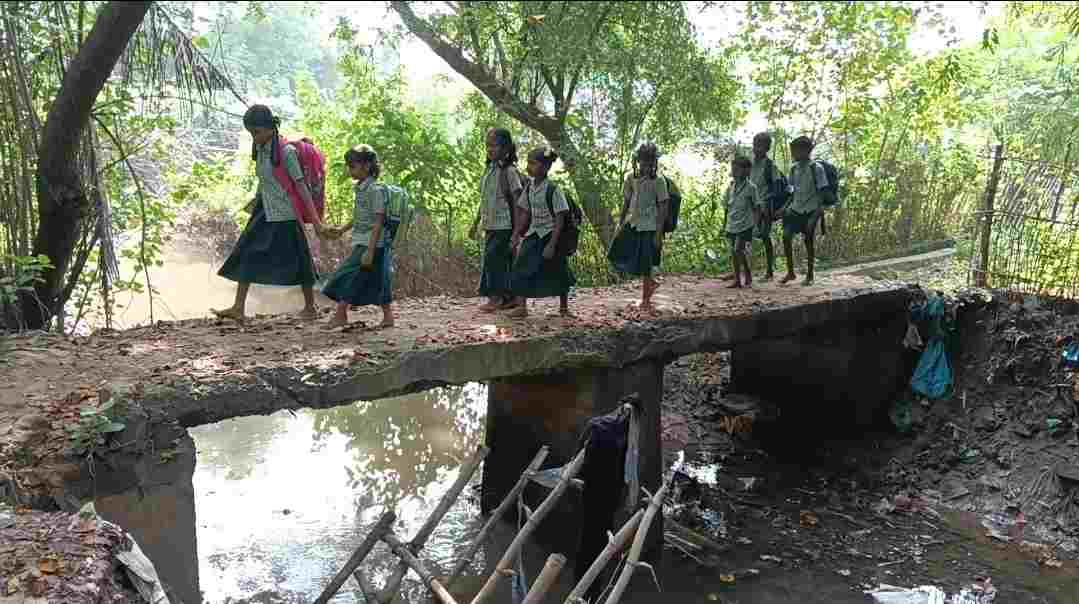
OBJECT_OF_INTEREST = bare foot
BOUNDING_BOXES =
[211,307,245,323]
[325,315,348,329]
[780,273,797,284]
[802,276,814,287]
[297,308,319,321]
[377,319,395,329]
[763,273,774,282]
[478,301,501,313]
[727,281,742,289]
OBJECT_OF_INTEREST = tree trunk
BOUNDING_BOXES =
[21,1,152,330]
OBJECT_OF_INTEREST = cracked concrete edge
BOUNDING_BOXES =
[141,282,920,428]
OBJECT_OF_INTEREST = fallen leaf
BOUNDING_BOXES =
[719,574,735,584]
[800,510,820,528]
[37,558,58,574]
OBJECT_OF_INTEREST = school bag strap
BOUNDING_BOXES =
[498,163,516,228]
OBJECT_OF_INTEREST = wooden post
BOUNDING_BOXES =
[376,445,490,603]
[563,509,645,604]
[315,510,396,604]
[601,479,671,604]
[977,143,1005,287]
[522,554,568,604]
[470,445,589,604]
[446,446,550,587]
[382,532,460,604]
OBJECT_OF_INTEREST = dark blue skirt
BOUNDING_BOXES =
[478,229,513,298]
[321,244,389,307]
[510,233,576,299]
[607,225,660,276]
[218,202,318,286]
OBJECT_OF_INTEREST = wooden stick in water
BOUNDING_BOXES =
[562,508,645,604]
[352,568,379,603]
[377,445,490,603]
[382,532,460,604]
[315,510,396,604]
[446,445,550,587]
[522,553,567,604]
[601,477,671,604]
[470,444,589,604]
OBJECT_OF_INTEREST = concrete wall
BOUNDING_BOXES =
[730,311,913,427]
[482,361,664,561]
[95,433,200,604]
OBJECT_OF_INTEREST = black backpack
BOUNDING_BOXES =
[811,160,841,207]
[662,176,681,233]
[541,182,583,258]
[764,158,791,213]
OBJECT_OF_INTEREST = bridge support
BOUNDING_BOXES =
[730,312,912,426]
[481,360,664,561]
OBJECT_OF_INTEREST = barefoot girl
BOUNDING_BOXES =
[470,128,523,312]
[321,145,394,329]
[608,142,669,310]
[507,146,576,318]
[724,156,761,288]
[214,105,323,322]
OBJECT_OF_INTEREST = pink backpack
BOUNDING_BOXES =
[272,136,326,224]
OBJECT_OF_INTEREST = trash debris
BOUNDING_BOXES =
[910,294,954,400]
[866,580,997,604]
[738,477,760,492]
[799,510,820,528]
[838,569,852,577]
[1062,341,1079,369]
[890,397,914,434]
[981,506,1025,542]
[759,554,782,564]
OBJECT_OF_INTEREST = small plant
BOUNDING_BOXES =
[66,396,127,459]
[0,254,53,307]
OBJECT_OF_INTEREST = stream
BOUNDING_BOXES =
[189,382,1079,604]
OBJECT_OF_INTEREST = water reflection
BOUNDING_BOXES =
[191,384,487,604]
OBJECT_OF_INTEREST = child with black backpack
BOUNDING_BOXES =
[321,145,395,329]
[470,128,524,313]
[507,146,576,318]
[780,136,836,286]
[608,142,669,311]
[750,132,787,281]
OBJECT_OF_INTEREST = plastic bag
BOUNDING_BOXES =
[912,339,953,399]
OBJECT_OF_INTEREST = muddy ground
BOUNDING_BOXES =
[658,283,1079,602]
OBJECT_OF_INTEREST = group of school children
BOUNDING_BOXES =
[211,105,836,326]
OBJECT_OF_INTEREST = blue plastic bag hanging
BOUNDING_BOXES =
[1063,342,1079,370]
[912,339,953,399]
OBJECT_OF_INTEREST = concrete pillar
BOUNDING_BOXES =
[481,360,664,559]
[95,433,201,604]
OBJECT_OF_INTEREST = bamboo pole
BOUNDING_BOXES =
[522,553,567,604]
[470,445,589,604]
[446,446,550,588]
[376,445,490,603]
[601,478,671,604]
[352,568,379,603]
[563,508,645,604]
[382,532,460,604]
[315,510,397,604]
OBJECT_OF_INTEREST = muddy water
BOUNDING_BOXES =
[190,390,1079,604]
[191,384,501,603]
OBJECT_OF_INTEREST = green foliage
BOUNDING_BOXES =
[66,395,128,459]
[0,255,53,308]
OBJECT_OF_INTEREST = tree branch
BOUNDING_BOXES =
[561,3,614,122]
[390,1,560,138]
